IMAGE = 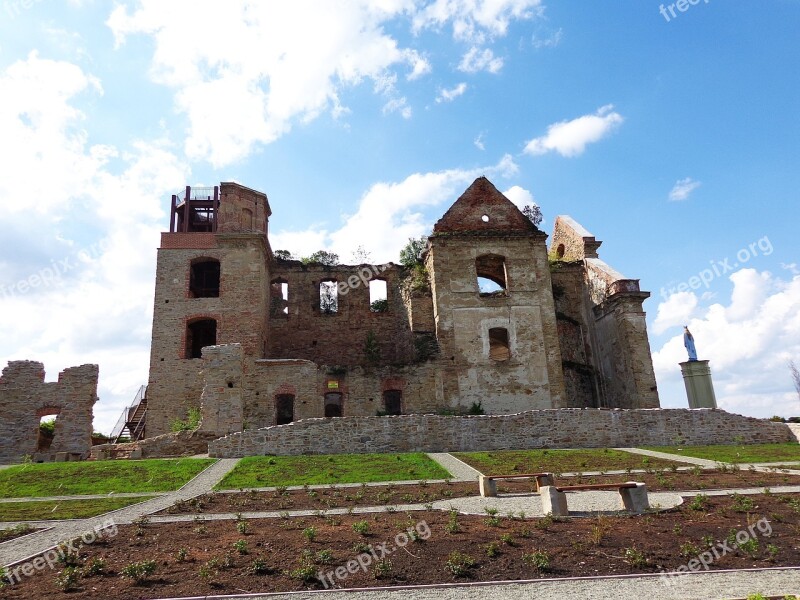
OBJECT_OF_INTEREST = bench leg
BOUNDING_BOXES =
[479,476,497,497]
[539,486,568,516]
[620,483,649,514]
[535,473,554,491]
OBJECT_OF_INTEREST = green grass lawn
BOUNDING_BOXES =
[0,496,155,521]
[215,453,451,489]
[0,458,215,498]
[452,448,687,475]
[641,443,800,464]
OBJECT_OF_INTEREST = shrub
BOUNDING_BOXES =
[688,494,710,511]
[445,551,475,577]
[522,550,551,572]
[730,493,755,512]
[233,539,248,554]
[84,558,106,576]
[120,560,157,584]
[250,557,270,575]
[373,559,393,579]
[485,542,500,557]
[302,527,317,542]
[624,547,647,568]
[352,520,370,536]
[55,566,80,591]
[175,548,188,562]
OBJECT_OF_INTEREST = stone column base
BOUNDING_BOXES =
[680,360,718,409]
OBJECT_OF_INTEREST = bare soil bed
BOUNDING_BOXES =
[4,494,799,598]
[159,481,477,515]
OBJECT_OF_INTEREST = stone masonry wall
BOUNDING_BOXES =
[0,361,98,463]
[209,408,796,457]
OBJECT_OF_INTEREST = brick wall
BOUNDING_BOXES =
[208,408,796,457]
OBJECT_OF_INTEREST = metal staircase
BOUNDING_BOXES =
[110,385,148,443]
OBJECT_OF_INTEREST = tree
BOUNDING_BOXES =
[302,250,339,266]
[399,236,427,267]
[351,246,372,264]
[319,281,338,314]
[274,249,294,260]
[522,203,543,227]
[790,360,800,403]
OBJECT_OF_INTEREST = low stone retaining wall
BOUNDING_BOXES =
[208,408,796,458]
[91,430,217,459]
[788,423,800,442]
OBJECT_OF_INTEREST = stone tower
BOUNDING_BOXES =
[425,177,567,413]
[146,183,272,437]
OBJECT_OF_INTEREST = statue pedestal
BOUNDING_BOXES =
[680,360,718,409]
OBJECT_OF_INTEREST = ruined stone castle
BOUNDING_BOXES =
[144,176,660,439]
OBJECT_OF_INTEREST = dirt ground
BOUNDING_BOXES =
[3,493,799,599]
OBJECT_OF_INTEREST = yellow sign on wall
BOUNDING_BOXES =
[327,380,339,389]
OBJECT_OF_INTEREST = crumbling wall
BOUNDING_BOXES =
[0,361,98,463]
[267,261,416,367]
[209,408,796,457]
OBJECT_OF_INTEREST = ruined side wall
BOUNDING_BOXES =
[209,409,795,457]
[427,235,566,413]
[267,262,415,367]
[0,361,98,463]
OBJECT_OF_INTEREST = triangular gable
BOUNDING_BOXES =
[433,177,538,234]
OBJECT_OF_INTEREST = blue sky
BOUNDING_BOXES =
[1,1,798,433]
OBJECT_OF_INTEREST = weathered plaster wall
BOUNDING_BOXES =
[0,361,98,463]
[209,408,795,457]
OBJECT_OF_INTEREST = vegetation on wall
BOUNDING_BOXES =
[170,407,202,433]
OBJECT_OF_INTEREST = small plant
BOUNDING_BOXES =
[352,541,370,553]
[236,518,248,535]
[444,510,461,534]
[730,493,755,512]
[445,551,475,577]
[680,542,700,558]
[176,547,188,562]
[55,566,81,591]
[500,533,515,546]
[316,549,334,564]
[739,537,760,558]
[84,558,106,576]
[534,514,553,531]
[672,523,683,535]
[233,539,249,554]
[250,557,270,575]
[120,560,157,584]
[290,563,318,582]
[373,558,393,579]
[624,547,647,568]
[766,543,780,560]
[522,550,551,572]
[702,534,715,548]
[485,542,500,557]
[352,520,371,536]
[302,527,317,542]
[688,493,710,511]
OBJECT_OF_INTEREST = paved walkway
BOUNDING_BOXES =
[426,453,482,481]
[0,458,241,567]
[225,568,800,600]
[618,447,800,474]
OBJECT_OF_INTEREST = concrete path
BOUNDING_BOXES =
[426,453,481,481]
[215,568,800,600]
[618,447,800,474]
[0,458,241,567]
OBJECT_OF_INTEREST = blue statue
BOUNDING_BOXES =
[684,326,698,361]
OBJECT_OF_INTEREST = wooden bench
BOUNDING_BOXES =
[479,473,554,497]
[540,482,649,516]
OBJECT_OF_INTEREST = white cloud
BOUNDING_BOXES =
[652,291,698,334]
[502,185,534,210]
[532,28,562,48]
[474,132,485,150]
[652,269,800,418]
[436,82,468,103]
[0,55,188,435]
[107,1,428,167]
[383,96,412,119]
[271,155,517,265]
[458,47,503,73]
[669,177,702,201]
[413,0,543,43]
[524,105,624,157]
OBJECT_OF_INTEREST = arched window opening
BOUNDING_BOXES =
[324,392,343,417]
[275,394,294,425]
[476,254,507,297]
[369,279,388,312]
[489,327,510,361]
[320,280,338,314]
[190,259,220,298]
[37,411,60,452]
[186,318,217,359]
[383,390,402,415]
[270,278,289,316]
